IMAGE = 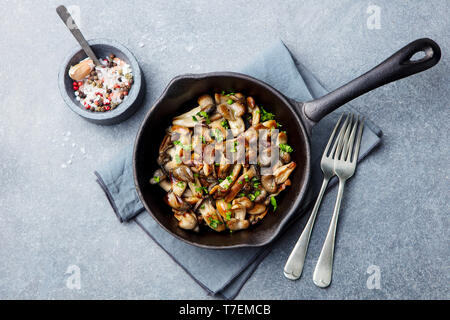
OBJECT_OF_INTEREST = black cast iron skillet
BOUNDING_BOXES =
[133,38,440,249]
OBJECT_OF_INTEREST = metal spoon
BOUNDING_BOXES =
[56,5,101,66]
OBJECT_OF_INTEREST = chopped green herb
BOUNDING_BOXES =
[173,140,192,151]
[227,99,233,105]
[244,174,249,182]
[238,192,246,197]
[270,196,277,211]
[280,143,293,153]
[195,186,208,194]
[196,111,211,124]
[220,120,229,129]
[276,122,282,128]
[248,194,256,201]
[211,128,223,142]
[227,203,232,209]
[231,141,238,153]
[192,115,198,122]
[200,204,205,209]
[215,163,220,167]
[177,181,185,188]
[218,178,224,183]
[260,106,275,121]
[254,190,261,197]
[201,136,206,144]
[153,176,160,183]
[226,176,232,183]
[238,180,243,184]
[225,211,232,221]
[193,173,199,178]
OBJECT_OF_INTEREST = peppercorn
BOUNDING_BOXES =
[118,77,122,82]
[107,89,112,94]
[109,53,115,60]
[120,94,124,100]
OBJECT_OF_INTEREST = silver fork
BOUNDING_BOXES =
[284,113,352,280]
[313,115,365,288]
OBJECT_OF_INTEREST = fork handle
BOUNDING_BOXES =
[313,179,346,288]
[284,177,330,280]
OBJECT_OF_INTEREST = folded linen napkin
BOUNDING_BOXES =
[95,40,382,299]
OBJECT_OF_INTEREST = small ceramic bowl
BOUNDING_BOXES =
[58,39,144,125]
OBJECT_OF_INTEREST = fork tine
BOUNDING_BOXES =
[322,113,344,158]
[351,117,365,163]
[345,115,359,162]
[336,113,353,160]
[329,113,351,159]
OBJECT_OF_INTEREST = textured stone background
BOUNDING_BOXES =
[0,0,448,299]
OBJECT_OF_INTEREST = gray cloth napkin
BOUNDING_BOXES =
[95,40,382,299]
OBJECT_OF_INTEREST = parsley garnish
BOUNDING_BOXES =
[260,106,275,121]
[270,196,277,211]
[280,143,293,153]
[196,111,211,124]
[221,120,229,129]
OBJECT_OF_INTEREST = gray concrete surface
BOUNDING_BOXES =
[0,0,448,299]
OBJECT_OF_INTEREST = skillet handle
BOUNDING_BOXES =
[303,38,441,123]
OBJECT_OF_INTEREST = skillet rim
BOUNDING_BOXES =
[133,71,311,249]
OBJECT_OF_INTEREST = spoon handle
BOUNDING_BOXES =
[56,5,101,66]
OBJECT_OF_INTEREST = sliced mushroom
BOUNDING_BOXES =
[217,163,231,179]
[249,208,268,225]
[164,191,189,211]
[150,169,166,185]
[171,176,187,197]
[280,151,291,164]
[158,179,172,192]
[197,199,225,232]
[188,175,203,198]
[262,120,277,129]
[216,198,232,221]
[273,162,297,184]
[229,101,246,117]
[254,189,267,203]
[173,106,202,127]
[261,175,277,193]
[231,196,254,209]
[226,218,250,231]
[218,164,242,192]
[233,206,246,220]
[198,94,214,109]
[247,203,267,215]
[224,165,257,202]
[277,131,288,145]
[229,116,245,137]
[172,165,194,182]
[217,103,235,121]
[174,211,199,232]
